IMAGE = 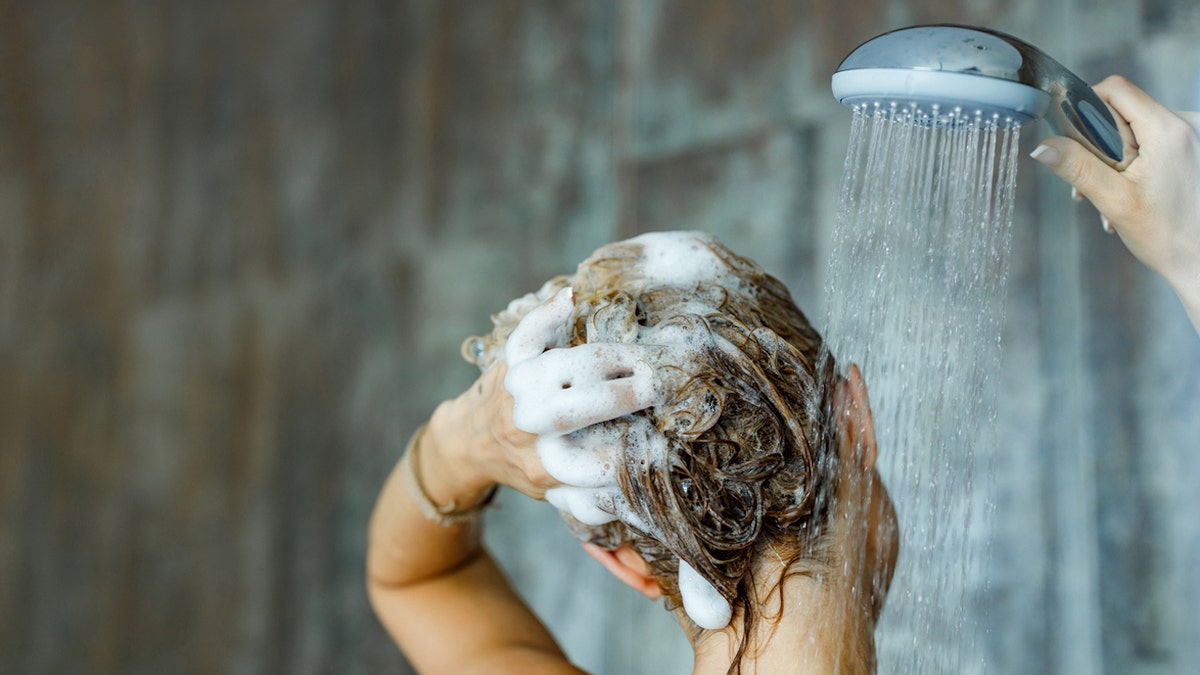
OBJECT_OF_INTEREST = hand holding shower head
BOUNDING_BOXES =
[831,24,1138,170]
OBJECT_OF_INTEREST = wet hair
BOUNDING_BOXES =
[465,233,843,672]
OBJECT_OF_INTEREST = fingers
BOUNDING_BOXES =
[546,484,655,533]
[474,362,537,447]
[504,287,574,365]
[504,287,667,436]
[537,432,621,487]
[546,485,623,525]
[1093,75,1173,136]
[505,343,665,436]
[1094,76,1200,156]
[1032,78,1199,242]
[537,415,667,487]
[541,416,665,541]
[1031,137,1130,214]
[500,286,696,542]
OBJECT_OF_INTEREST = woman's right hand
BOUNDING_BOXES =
[1031,76,1200,331]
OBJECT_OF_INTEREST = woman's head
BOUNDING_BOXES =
[465,232,896,660]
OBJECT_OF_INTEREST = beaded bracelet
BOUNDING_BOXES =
[401,424,498,527]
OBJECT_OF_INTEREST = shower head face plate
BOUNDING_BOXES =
[831,68,1048,126]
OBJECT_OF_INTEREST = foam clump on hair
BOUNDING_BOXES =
[628,231,740,288]
[678,559,734,630]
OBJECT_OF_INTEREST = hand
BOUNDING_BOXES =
[419,287,580,505]
[501,287,667,528]
[422,361,557,503]
[502,288,741,631]
[1031,76,1200,312]
[422,285,674,510]
[503,287,665,436]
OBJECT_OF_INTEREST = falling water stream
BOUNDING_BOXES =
[823,105,1021,673]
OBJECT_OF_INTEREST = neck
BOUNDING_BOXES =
[685,565,876,675]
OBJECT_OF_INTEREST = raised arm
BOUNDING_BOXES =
[1030,75,1200,334]
[365,361,585,675]
[366,286,668,674]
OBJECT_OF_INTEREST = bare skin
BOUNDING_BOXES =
[365,363,583,675]
[366,361,897,674]
[1031,75,1200,334]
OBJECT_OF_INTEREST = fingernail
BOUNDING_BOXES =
[1071,187,1083,202]
[1102,216,1114,234]
[1030,144,1061,167]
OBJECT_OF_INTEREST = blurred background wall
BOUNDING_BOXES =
[2,0,1199,673]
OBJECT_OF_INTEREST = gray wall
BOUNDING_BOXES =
[2,1,1198,673]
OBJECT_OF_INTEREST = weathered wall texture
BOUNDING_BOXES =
[2,1,1198,673]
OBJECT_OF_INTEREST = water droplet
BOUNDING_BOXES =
[468,338,486,360]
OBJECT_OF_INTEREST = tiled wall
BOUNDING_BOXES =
[2,1,1198,673]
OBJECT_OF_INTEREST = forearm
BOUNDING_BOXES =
[364,319,609,670]
[366,417,498,663]
[367,358,553,595]
[366,410,579,673]
[1158,209,1200,336]
[1171,274,1200,336]
[371,547,582,674]
[366,415,497,592]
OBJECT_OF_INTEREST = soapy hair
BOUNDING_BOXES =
[465,234,842,672]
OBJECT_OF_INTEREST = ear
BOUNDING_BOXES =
[837,363,878,470]
[581,542,663,600]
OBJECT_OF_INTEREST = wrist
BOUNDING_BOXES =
[1162,261,1200,301]
[401,424,498,527]
[419,408,498,510]
[1171,273,1200,332]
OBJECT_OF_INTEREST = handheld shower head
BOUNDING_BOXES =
[832,24,1137,169]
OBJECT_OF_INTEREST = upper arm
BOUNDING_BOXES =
[369,550,587,675]
[458,646,591,675]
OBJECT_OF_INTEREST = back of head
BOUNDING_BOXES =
[466,231,843,648]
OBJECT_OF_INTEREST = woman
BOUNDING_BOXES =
[367,231,899,674]
[367,78,1199,674]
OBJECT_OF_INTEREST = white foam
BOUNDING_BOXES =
[677,559,732,630]
[538,415,670,486]
[506,346,662,436]
[499,278,568,321]
[545,485,622,526]
[536,431,620,487]
[625,231,733,288]
[503,287,574,366]
[638,320,717,351]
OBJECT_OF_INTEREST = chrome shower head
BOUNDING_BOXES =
[832,24,1137,169]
